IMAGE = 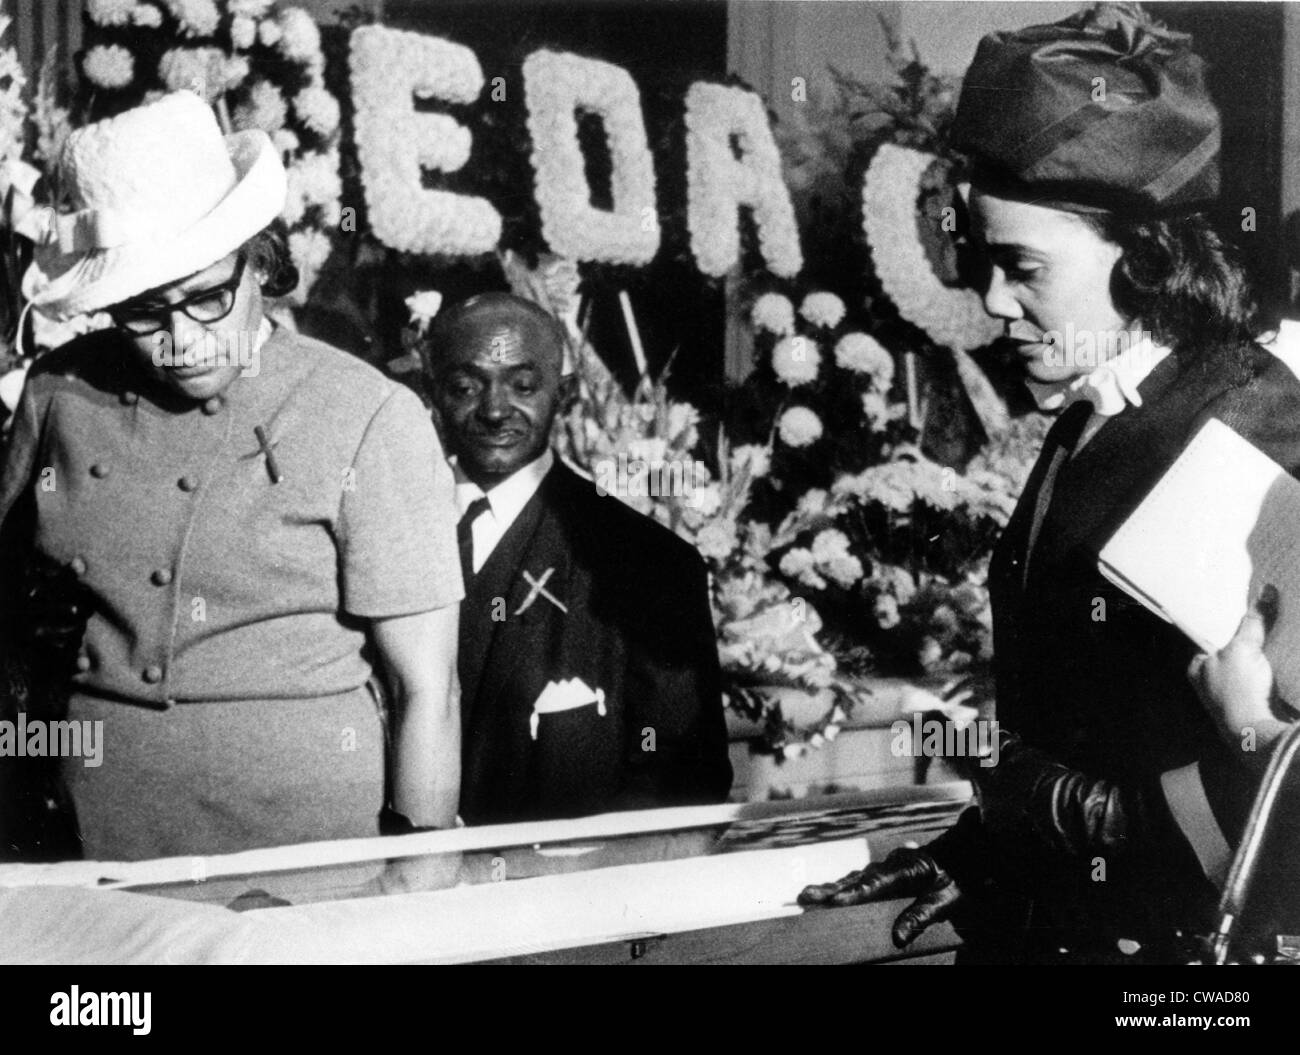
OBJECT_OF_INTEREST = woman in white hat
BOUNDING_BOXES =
[0,92,463,861]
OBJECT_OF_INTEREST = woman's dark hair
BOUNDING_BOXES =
[239,217,299,299]
[1079,210,1260,350]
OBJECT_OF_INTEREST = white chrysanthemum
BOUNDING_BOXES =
[666,402,699,444]
[834,331,895,387]
[82,45,134,90]
[696,518,738,561]
[799,291,846,329]
[730,443,770,480]
[159,47,246,101]
[294,84,340,137]
[778,548,826,591]
[277,7,322,63]
[810,528,851,564]
[874,593,901,629]
[164,0,221,37]
[86,0,136,26]
[778,406,823,448]
[771,336,820,386]
[824,554,864,589]
[796,488,829,517]
[258,18,282,47]
[861,391,891,432]
[233,78,287,134]
[229,0,274,15]
[691,483,722,517]
[750,292,795,335]
[230,15,257,50]
[287,228,332,304]
[271,128,299,156]
[132,3,163,27]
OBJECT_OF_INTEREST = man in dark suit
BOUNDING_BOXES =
[424,292,731,825]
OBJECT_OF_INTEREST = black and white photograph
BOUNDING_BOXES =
[0,0,1296,1028]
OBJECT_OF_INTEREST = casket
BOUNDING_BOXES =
[0,783,971,965]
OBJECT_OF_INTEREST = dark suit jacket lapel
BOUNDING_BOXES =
[470,470,573,734]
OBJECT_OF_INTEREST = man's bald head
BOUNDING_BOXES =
[426,292,568,376]
[426,292,574,489]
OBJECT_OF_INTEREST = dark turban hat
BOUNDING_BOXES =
[952,3,1220,214]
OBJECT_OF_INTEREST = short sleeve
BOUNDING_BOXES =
[337,385,464,618]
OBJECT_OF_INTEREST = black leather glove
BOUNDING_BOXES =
[797,843,966,948]
[972,729,1167,858]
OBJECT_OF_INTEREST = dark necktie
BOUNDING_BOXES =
[457,496,492,585]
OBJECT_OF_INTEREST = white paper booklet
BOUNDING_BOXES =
[1098,417,1300,704]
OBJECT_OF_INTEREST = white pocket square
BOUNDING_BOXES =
[530,677,607,739]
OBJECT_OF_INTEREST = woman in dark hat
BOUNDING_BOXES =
[801,3,1300,961]
[0,92,463,863]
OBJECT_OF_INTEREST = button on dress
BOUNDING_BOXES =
[0,327,463,860]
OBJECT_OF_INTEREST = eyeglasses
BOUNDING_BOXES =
[110,254,247,336]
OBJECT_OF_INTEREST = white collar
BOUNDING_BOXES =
[1026,335,1172,417]
[453,448,554,521]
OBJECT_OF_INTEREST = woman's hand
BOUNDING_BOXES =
[1188,585,1291,774]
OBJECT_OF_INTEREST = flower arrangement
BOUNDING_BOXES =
[552,333,864,755]
[683,81,803,279]
[78,1,343,304]
[522,50,659,266]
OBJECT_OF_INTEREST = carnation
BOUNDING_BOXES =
[233,79,288,134]
[277,8,322,63]
[874,593,901,630]
[86,0,137,26]
[771,336,820,386]
[230,14,257,50]
[132,4,163,26]
[778,548,827,591]
[165,0,221,37]
[258,18,282,47]
[82,45,134,90]
[229,0,274,14]
[271,128,300,156]
[294,84,340,137]
[778,406,823,448]
[405,290,443,329]
[835,332,895,388]
[823,554,864,589]
[159,48,246,101]
[666,402,700,445]
[690,483,723,517]
[796,488,830,517]
[730,444,770,480]
[810,528,852,564]
[798,291,846,329]
[696,518,738,561]
[750,292,795,335]
[861,391,891,432]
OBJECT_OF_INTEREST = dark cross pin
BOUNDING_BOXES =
[253,425,283,484]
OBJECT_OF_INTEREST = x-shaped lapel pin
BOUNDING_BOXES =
[515,567,568,616]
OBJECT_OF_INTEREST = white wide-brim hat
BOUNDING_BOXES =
[30,91,287,321]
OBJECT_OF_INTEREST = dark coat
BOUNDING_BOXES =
[975,340,1300,946]
[457,460,732,825]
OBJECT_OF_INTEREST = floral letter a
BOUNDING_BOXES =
[349,25,502,256]
[684,83,802,278]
